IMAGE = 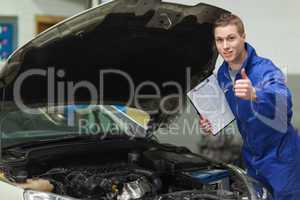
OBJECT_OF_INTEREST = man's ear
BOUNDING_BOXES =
[242,33,246,39]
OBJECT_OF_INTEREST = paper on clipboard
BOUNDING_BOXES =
[187,74,235,135]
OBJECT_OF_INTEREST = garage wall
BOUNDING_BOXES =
[0,0,87,48]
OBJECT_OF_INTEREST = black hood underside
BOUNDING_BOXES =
[1,0,228,118]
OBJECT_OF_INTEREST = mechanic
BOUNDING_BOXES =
[199,13,300,200]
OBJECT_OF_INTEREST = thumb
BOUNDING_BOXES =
[241,68,248,79]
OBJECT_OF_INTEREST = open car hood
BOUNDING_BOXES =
[0,0,229,124]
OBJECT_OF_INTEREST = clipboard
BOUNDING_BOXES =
[187,74,235,135]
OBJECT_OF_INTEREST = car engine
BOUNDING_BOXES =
[1,140,254,200]
[35,162,244,200]
[39,163,161,200]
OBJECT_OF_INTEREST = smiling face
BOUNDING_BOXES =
[214,24,246,69]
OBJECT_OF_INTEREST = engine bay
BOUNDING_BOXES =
[1,140,251,200]
[34,162,245,200]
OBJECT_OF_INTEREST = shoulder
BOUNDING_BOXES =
[250,56,285,81]
[217,62,227,79]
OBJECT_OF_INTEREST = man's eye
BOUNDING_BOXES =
[228,37,235,41]
[216,39,222,43]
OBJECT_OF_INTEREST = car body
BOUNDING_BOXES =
[0,0,270,199]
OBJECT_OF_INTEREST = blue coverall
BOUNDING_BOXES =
[217,43,300,200]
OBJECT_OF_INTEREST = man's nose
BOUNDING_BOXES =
[222,40,229,49]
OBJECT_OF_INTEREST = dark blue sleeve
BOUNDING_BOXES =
[253,66,293,131]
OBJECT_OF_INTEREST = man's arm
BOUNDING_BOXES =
[234,66,293,130]
[253,68,293,121]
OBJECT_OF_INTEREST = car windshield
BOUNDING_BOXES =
[0,104,151,148]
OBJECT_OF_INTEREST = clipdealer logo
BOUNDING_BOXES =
[12,67,192,116]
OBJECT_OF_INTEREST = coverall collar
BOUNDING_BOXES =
[222,42,257,73]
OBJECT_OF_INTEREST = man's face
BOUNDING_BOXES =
[214,24,245,65]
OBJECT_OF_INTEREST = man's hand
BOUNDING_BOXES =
[199,115,212,135]
[234,69,257,101]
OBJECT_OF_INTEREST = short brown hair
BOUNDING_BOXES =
[213,13,245,36]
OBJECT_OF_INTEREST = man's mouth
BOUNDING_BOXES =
[223,51,233,57]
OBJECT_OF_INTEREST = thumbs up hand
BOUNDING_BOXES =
[234,69,257,101]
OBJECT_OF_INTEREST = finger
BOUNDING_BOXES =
[235,91,247,95]
[200,122,209,128]
[235,79,250,84]
[234,89,248,93]
[204,127,212,134]
[235,82,250,87]
[203,121,210,127]
[204,124,211,131]
[202,126,212,134]
[200,117,209,123]
[235,92,247,97]
[201,116,209,122]
[234,84,249,89]
[241,68,248,79]
[202,120,212,133]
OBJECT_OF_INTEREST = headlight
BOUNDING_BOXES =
[24,190,78,200]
